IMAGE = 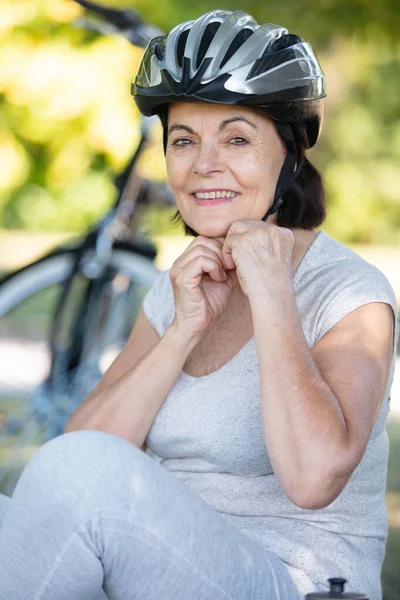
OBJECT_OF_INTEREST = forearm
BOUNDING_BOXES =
[65,325,198,447]
[250,277,349,505]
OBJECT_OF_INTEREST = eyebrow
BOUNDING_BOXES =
[219,116,258,131]
[168,116,258,136]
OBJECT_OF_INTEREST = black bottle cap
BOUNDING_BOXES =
[304,578,369,599]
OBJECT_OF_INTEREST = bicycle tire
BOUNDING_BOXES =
[0,242,157,316]
[0,244,158,495]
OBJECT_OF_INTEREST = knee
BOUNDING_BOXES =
[0,493,10,530]
[19,430,147,499]
[31,430,140,472]
[12,431,170,525]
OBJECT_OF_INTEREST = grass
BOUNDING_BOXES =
[383,423,400,599]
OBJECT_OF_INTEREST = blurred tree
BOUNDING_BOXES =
[0,0,149,231]
[103,0,400,44]
[0,0,399,243]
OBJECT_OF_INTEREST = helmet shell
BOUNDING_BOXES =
[131,10,326,147]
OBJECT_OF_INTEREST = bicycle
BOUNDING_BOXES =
[0,0,172,496]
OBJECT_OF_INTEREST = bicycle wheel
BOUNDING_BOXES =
[0,245,158,495]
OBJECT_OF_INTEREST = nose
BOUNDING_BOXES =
[193,141,225,177]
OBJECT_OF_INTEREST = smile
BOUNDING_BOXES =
[193,190,239,199]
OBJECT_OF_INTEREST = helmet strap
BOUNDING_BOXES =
[261,122,301,222]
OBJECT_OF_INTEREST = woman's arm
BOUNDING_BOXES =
[220,219,395,509]
[65,234,236,448]
[64,308,198,448]
[250,279,394,510]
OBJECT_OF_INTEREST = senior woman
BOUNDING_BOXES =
[0,10,398,600]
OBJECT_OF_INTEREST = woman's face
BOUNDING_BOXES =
[166,102,286,238]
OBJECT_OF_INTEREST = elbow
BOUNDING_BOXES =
[64,417,78,434]
[64,414,100,435]
[64,411,89,434]
[285,468,353,510]
[283,443,361,509]
[64,397,97,434]
[290,489,336,510]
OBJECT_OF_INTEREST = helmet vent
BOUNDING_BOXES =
[176,29,190,68]
[269,33,302,53]
[155,43,164,61]
[196,22,221,69]
[246,47,297,80]
[220,28,254,69]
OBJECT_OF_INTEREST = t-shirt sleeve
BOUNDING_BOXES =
[315,260,399,350]
[142,269,175,336]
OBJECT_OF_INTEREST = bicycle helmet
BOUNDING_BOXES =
[131,10,326,221]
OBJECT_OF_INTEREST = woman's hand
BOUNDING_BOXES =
[169,237,238,340]
[221,220,295,299]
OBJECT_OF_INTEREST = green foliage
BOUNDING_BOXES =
[319,35,400,243]
[0,0,399,244]
[0,0,149,230]
[107,0,400,45]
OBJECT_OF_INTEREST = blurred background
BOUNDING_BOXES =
[0,0,399,597]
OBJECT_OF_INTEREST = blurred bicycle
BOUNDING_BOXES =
[0,0,172,495]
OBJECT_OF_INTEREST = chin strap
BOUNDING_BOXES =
[261,122,302,223]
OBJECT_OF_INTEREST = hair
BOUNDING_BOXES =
[158,106,326,237]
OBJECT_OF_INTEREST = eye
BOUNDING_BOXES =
[229,137,248,145]
[171,138,192,146]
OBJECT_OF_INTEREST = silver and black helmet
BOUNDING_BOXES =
[131,10,327,221]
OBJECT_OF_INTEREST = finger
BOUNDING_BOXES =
[277,226,295,247]
[172,244,226,273]
[175,255,227,286]
[185,236,231,269]
[174,237,225,268]
[225,220,260,236]
[214,237,231,270]
[221,234,241,270]
[184,236,224,255]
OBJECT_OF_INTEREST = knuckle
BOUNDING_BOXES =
[255,228,265,239]
[196,243,212,254]
[170,262,182,276]
[283,228,295,243]
[192,236,208,248]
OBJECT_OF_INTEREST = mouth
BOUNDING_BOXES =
[191,189,240,205]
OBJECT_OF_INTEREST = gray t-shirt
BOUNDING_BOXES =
[142,230,399,599]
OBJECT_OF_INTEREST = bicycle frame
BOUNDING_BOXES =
[45,1,167,390]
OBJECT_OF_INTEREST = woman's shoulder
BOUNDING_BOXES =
[298,230,398,343]
[301,230,395,292]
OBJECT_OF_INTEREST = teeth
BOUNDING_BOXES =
[194,191,236,199]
